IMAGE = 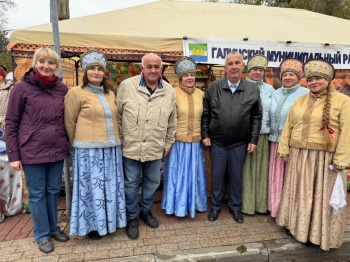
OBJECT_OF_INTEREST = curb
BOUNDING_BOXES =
[107,232,350,262]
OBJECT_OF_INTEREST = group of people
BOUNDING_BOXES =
[1,46,349,254]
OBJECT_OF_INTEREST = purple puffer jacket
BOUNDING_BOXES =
[5,69,70,164]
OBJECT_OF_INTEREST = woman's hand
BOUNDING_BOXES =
[281,156,289,163]
[10,161,23,171]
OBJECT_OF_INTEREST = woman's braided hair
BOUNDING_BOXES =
[322,85,334,151]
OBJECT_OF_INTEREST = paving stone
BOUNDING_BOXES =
[62,238,88,247]
[140,230,156,239]
[174,227,197,236]
[221,236,244,245]
[0,240,13,249]
[241,234,265,243]
[84,250,110,261]
[5,251,23,261]
[52,246,74,255]
[14,241,34,252]
[156,243,180,253]
[119,239,143,248]
[97,241,122,251]
[166,223,185,230]
[58,253,84,262]
[109,247,134,258]
[143,236,166,246]
[177,241,202,250]
[0,196,349,261]
[133,245,156,256]
[184,233,206,242]
[200,238,223,248]
[32,255,59,262]
[103,255,155,261]
[22,248,45,259]
[72,242,98,253]
[154,229,175,238]
[166,235,186,244]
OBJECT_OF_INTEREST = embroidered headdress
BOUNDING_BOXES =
[280,58,304,80]
[303,60,334,82]
[247,55,268,72]
[80,50,107,72]
[174,57,197,79]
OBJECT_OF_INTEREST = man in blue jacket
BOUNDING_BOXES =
[201,51,262,223]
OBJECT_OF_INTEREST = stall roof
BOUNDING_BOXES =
[9,0,350,55]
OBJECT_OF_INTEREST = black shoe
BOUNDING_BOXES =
[285,229,293,237]
[87,230,103,240]
[51,229,69,242]
[230,210,244,223]
[38,239,54,254]
[139,211,159,228]
[302,240,315,246]
[208,209,221,221]
[127,218,139,239]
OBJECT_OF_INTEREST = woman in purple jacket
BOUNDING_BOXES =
[5,48,70,254]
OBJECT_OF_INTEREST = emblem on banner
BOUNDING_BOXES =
[188,43,208,62]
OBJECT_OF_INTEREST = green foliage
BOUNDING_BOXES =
[203,0,290,5]
[0,0,15,70]
[0,52,12,71]
[0,30,9,53]
[236,244,247,255]
[23,202,31,214]
[289,0,350,19]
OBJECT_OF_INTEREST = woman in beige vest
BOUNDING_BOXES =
[277,60,350,251]
[64,50,126,240]
[161,57,207,218]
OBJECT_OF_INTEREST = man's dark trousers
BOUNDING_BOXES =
[209,143,247,212]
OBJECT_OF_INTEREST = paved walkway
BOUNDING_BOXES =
[0,192,349,261]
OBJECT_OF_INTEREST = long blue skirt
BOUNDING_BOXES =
[161,141,207,218]
[70,147,126,236]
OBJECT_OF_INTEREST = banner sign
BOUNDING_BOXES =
[183,38,350,69]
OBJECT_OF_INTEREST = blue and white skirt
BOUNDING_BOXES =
[70,146,126,236]
[161,141,207,218]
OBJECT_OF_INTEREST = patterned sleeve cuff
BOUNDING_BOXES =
[333,164,350,170]
[278,153,289,157]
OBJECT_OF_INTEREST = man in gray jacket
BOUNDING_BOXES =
[201,52,262,224]
[117,53,176,239]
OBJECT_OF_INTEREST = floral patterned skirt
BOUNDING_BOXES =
[70,147,126,236]
[161,141,207,218]
[276,147,347,251]
[0,155,23,222]
[268,142,286,217]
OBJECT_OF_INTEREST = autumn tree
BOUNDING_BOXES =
[289,0,350,19]
[0,0,15,70]
[203,0,291,5]
[203,0,350,19]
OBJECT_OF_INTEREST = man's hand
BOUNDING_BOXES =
[10,161,23,171]
[163,149,170,157]
[247,143,257,153]
[202,138,211,147]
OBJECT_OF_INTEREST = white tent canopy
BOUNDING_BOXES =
[9,0,350,53]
